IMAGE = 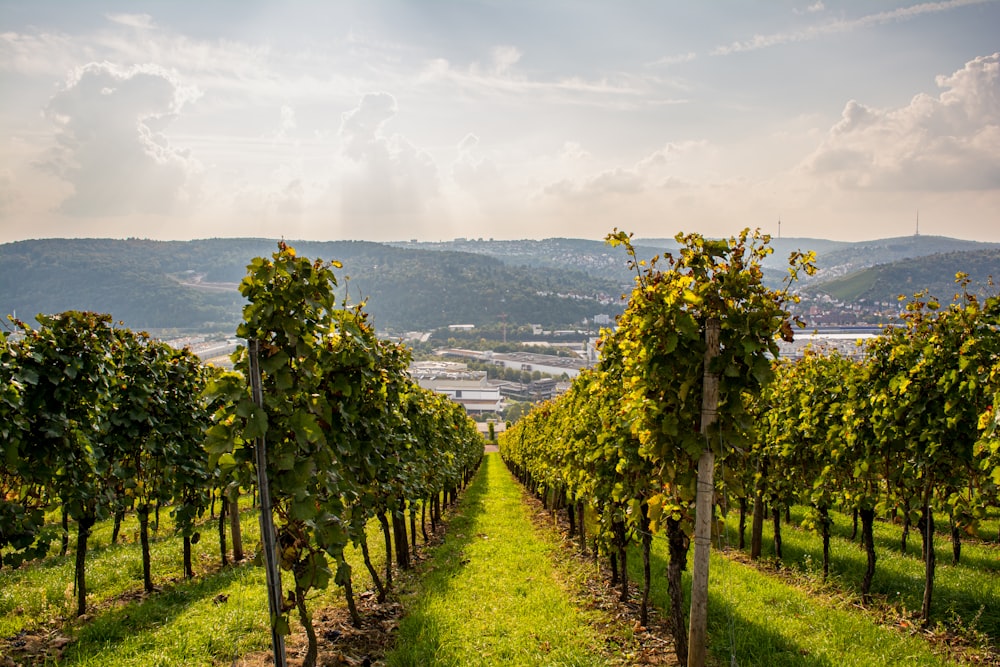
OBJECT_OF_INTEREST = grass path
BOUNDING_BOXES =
[386,453,610,667]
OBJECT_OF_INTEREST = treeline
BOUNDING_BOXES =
[0,238,624,333]
[0,243,484,667]
[499,229,1000,664]
[812,246,1000,304]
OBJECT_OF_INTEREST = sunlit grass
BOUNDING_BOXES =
[64,565,269,666]
[1,493,391,665]
[8,469,994,666]
[735,506,1000,642]
[0,500,261,638]
[387,453,608,666]
[624,522,958,666]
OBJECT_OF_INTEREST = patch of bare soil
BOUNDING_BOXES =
[1,627,73,666]
[233,591,404,667]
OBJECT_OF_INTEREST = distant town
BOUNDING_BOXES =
[173,314,882,440]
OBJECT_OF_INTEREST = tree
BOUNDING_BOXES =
[610,229,812,664]
[0,329,53,569]
[14,311,116,615]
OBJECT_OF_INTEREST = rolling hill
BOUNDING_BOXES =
[0,238,625,333]
[805,247,1000,303]
[2,234,998,336]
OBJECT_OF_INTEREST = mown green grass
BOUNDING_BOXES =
[736,506,1000,645]
[625,525,959,666]
[8,469,994,666]
[0,501,261,638]
[387,453,609,667]
[64,565,270,666]
[1,496,390,666]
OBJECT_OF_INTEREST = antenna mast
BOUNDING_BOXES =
[915,211,920,236]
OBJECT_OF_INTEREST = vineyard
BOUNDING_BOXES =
[2,232,1000,666]
[0,243,483,666]
[498,230,1000,664]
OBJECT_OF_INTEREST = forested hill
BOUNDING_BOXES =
[805,247,1000,303]
[0,238,625,333]
[391,234,1000,294]
[3,234,998,334]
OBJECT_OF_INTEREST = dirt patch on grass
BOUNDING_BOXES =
[233,591,405,667]
[1,628,73,666]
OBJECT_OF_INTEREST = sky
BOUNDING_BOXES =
[1,1,998,244]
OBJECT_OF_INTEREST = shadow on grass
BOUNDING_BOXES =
[62,563,256,661]
[637,541,836,667]
[791,506,1000,573]
[384,459,491,666]
[706,595,839,667]
[737,510,1000,640]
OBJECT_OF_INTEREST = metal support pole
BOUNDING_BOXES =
[248,339,287,667]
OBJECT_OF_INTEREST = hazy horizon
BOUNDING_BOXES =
[4,229,994,247]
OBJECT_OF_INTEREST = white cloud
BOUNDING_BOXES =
[336,92,441,239]
[40,62,202,216]
[803,53,1000,191]
[340,92,398,159]
[416,53,664,110]
[232,163,307,224]
[452,133,500,194]
[105,13,156,31]
[713,0,990,56]
[272,105,297,142]
[0,30,82,75]
[542,140,708,202]
[794,2,826,15]
[492,46,521,76]
[649,52,697,68]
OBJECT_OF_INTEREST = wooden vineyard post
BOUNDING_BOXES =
[688,318,720,667]
[248,339,287,667]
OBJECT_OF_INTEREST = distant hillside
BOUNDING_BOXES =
[0,238,625,333]
[390,236,794,288]
[388,237,652,286]
[0,238,246,331]
[3,234,997,336]
[806,247,1000,303]
[637,236,853,268]
[804,235,999,285]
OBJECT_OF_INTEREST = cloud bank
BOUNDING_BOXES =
[803,52,1000,191]
[41,62,201,216]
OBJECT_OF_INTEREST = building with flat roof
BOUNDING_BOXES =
[438,348,595,378]
[416,376,505,414]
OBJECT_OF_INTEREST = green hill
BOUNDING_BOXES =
[807,247,1000,303]
[0,238,625,333]
[4,234,997,335]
